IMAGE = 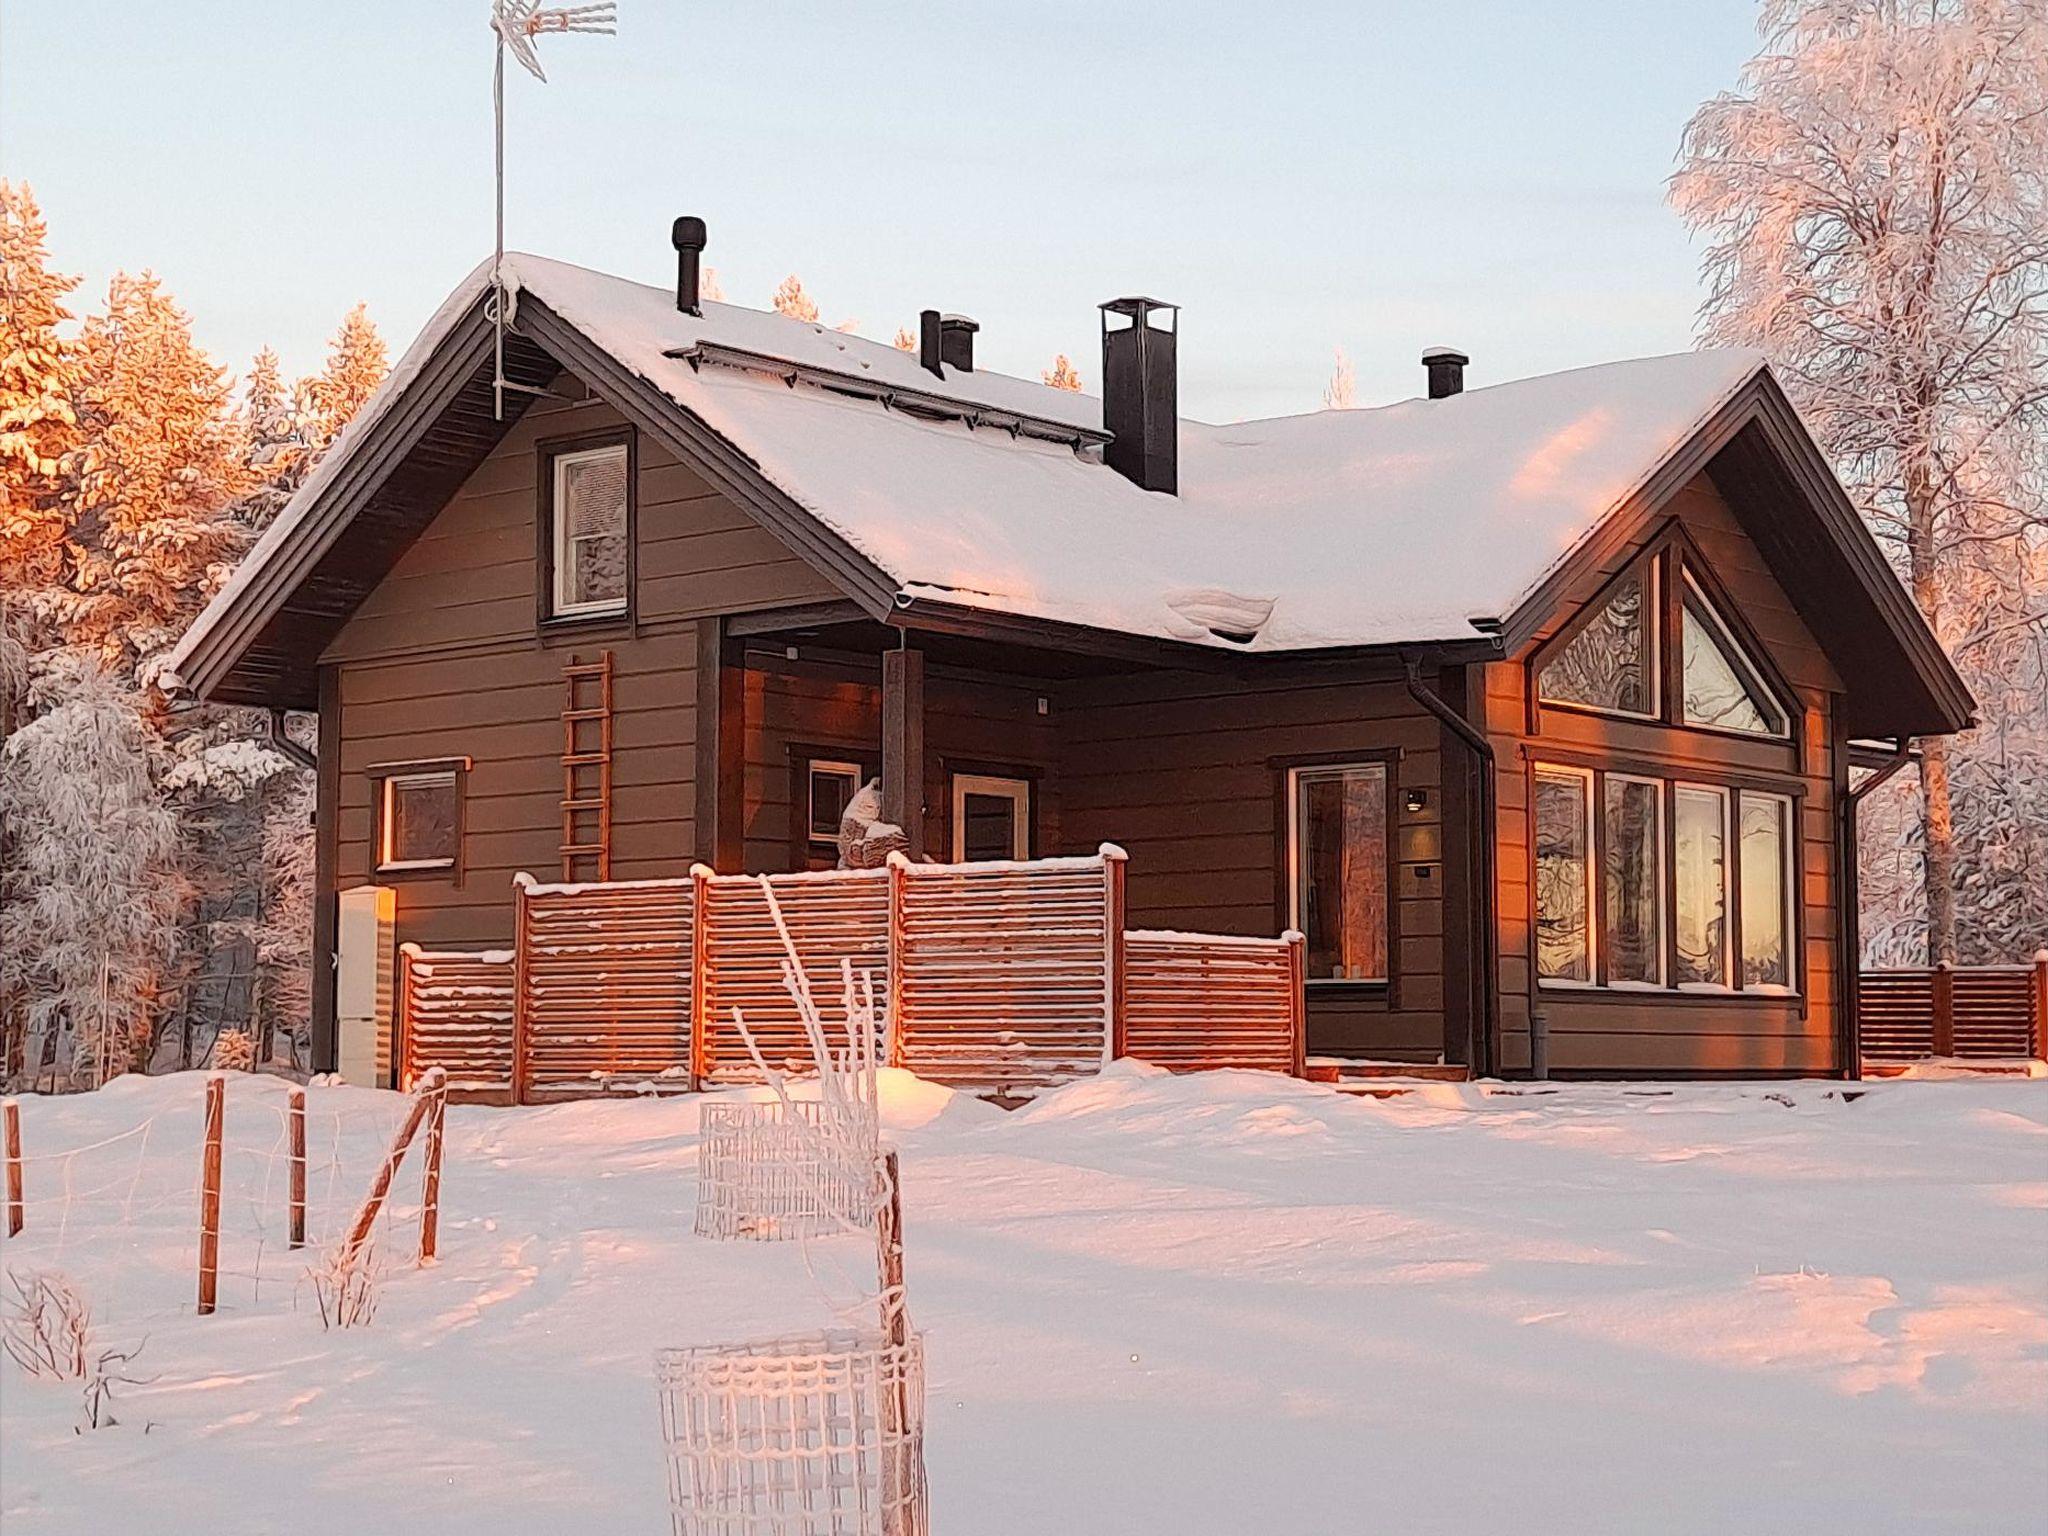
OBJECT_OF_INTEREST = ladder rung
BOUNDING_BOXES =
[560,843,606,856]
[561,798,606,812]
[561,752,610,766]
[561,666,609,680]
[562,708,608,721]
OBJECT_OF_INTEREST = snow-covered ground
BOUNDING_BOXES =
[2,1066,2043,1534]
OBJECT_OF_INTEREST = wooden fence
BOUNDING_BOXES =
[1858,954,2048,1064]
[397,848,1307,1100]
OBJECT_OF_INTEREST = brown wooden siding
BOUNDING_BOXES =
[325,388,841,951]
[1488,470,1845,1076]
[1057,664,1450,1061]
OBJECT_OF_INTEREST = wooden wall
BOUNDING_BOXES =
[324,388,841,950]
[1057,665,1453,1061]
[1485,470,1846,1076]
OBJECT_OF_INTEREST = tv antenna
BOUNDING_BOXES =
[488,0,617,418]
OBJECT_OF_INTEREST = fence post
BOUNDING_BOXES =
[197,1074,224,1316]
[4,1098,22,1238]
[419,1072,447,1264]
[1102,845,1128,1067]
[288,1085,307,1250]
[2032,952,2048,1063]
[1284,930,1309,1079]
[1931,960,1955,1058]
[875,1147,912,1535]
[343,1066,444,1265]
[885,854,908,1071]
[395,943,417,1090]
[510,875,534,1106]
[689,865,714,1090]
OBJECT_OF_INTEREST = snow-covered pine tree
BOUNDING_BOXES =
[234,347,308,532]
[892,328,915,352]
[1043,355,1082,392]
[0,651,182,1089]
[1323,348,1356,410]
[297,302,388,457]
[1672,0,2048,964]
[0,182,82,628]
[772,276,820,323]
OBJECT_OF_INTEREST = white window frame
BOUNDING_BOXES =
[1672,781,1734,992]
[1537,559,1662,723]
[807,759,865,845]
[1285,762,1391,986]
[1600,771,1666,990]
[550,443,630,620]
[377,770,459,872]
[1737,789,1799,995]
[1533,762,1598,990]
[1679,571,1790,741]
[950,773,1031,862]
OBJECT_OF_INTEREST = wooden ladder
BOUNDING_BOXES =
[560,652,614,882]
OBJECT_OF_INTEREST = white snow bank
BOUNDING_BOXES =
[4,1069,2042,1535]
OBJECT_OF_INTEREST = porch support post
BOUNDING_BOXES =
[881,642,926,859]
[694,616,746,871]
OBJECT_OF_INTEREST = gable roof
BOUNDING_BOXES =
[168,254,1973,735]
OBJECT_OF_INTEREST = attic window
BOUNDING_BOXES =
[547,440,631,620]
[1537,564,1657,719]
[1680,574,1788,738]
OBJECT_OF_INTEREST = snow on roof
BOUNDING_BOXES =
[170,254,1767,683]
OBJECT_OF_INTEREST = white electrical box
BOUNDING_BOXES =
[335,885,396,1088]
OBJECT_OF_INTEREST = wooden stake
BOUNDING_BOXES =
[875,1147,913,1535]
[287,1086,307,1250]
[342,1067,443,1264]
[4,1098,23,1238]
[419,1074,447,1264]
[197,1074,224,1315]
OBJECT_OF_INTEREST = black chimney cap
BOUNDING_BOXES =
[1423,346,1469,400]
[672,216,708,252]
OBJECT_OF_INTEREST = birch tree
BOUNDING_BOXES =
[1671,0,2048,963]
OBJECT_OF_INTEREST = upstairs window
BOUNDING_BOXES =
[547,441,630,619]
[1680,574,1788,738]
[1537,565,1657,718]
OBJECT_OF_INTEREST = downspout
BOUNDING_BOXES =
[1403,654,1500,1080]
[267,709,318,773]
[1840,736,1914,1080]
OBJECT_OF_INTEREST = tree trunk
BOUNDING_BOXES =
[1904,457,1958,965]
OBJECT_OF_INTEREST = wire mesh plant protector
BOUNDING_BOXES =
[694,1101,879,1242]
[656,1328,926,1536]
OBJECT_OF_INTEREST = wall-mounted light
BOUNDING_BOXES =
[1404,788,1428,813]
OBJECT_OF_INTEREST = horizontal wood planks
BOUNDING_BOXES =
[1860,962,2046,1062]
[397,946,516,1102]
[1123,930,1305,1075]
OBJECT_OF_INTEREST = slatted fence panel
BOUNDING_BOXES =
[515,874,693,1098]
[1952,967,2039,1058]
[894,852,1122,1094]
[696,868,890,1083]
[1859,959,2046,1063]
[1857,970,1936,1061]
[398,946,516,1101]
[1122,930,1306,1076]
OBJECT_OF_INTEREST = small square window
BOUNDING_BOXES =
[807,760,864,844]
[378,771,460,872]
[550,443,629,618]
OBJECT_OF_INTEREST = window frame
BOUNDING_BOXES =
[1531,762,1597,989]
[368,756,470,883]
[537,430,636,629]
[785,745,880,871]
[1281,755,1397,990]
[1533,554,1662,724]
[1678,570,1790,741]
[1529,752,1802,1004]
[1599,770,1666,990]
[949,772,1033,862]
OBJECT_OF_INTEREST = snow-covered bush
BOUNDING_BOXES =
[1,1269,93,1382]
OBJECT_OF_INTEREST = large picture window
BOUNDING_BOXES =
[1287,763,1389,984]
[547,441,630,619]
[1535,761,1797,997]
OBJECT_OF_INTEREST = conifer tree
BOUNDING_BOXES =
[0,182,81,611]
[1043,355,1083,392]
[297,302,388,456]
[772,275,820,323]
[235,347,308,532]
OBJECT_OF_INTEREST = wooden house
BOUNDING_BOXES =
[167,227,1972,1081]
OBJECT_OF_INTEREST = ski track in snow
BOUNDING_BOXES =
[1,1065,2043,1535]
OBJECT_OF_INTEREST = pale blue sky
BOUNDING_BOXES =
[2,1,1761,421]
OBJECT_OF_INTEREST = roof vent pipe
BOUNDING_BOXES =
[1423,346,1468,400]
[1100,296,1179,495]
[672,216,708,316]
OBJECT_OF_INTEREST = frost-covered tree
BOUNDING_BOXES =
[772,275,820,323]
[297,303,387,456]
[1672,0,2048,963]
[61,271,251,676]
[0,182,81,614]
[891,327,915,352]
[233,347,309,532]
[0,652,182,1089]
[1323,347,1356,410]
[1043,355,1082,392]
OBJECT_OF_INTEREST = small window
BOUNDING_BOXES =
[1672,784,1731,988]
[1287,763,1389,983]
[951,773,1031,862]
[1739,792,1795,990]
[1538,564,1657,719]
[378,770,460,872]
[549,443,629,618]
[1602,774,1664,986]
[807,760,864,845]
[1533,766,1594,984]
[1681,574,1787,737]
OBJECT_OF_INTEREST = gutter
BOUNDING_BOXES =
[1402,654,1501,1079]
[268,709,318,772]
[1838,735,1913,1080]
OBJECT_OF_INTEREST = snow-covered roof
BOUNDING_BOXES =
[172,253,1772,685]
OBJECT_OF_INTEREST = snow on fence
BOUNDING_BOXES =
[1122,929,1308,1077]
[396,947,517,1101]
[1858,955,2047,1063]
[514,874,694,1100]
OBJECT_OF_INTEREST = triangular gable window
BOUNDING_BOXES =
[1537,563,1657,719]
[1680,573,1788,738]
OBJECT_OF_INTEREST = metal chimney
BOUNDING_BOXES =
[919,309,944,379]
[672,216,708,316]
[1423,346,1469,399]
[1099,297,1178,495]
